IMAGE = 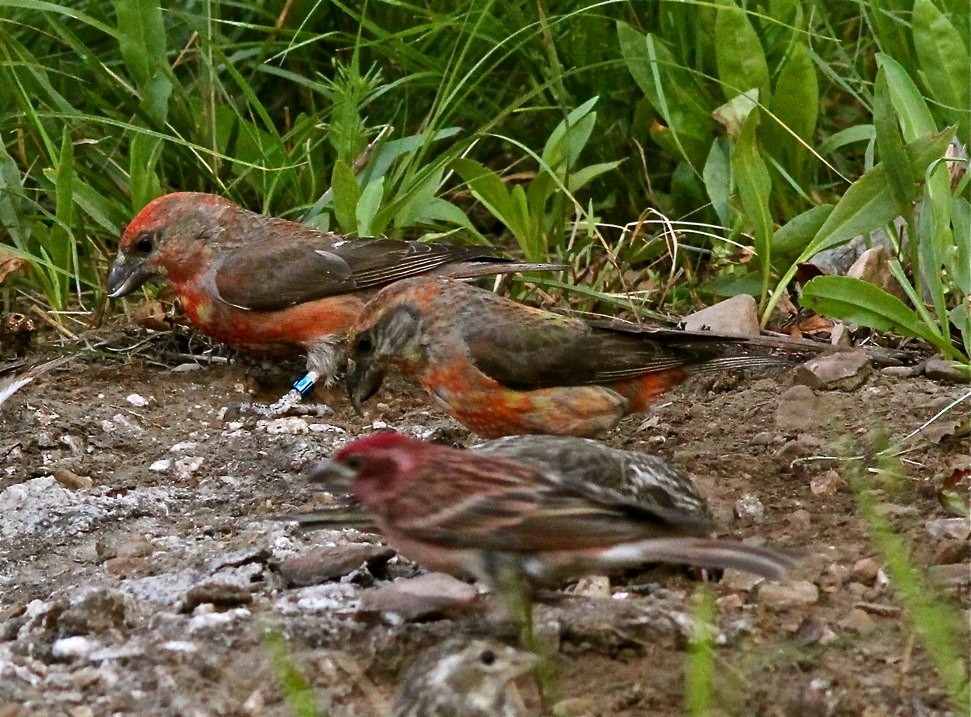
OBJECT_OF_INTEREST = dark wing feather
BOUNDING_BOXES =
[394,453,713,553]
[460,299,722,389]
[214,237,506,311]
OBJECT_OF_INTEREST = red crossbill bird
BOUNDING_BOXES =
[312,432,796,589]
[393,639,536,717]
[105,192,561,406]
[344,277,832,438]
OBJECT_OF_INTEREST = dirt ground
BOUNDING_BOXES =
[0,327,968,717]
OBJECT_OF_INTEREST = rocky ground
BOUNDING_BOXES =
[0,330,968,716]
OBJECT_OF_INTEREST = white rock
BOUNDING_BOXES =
[926,518,971,540]
[265,417,310,435]
[169,442,199,453]
[149,459,172,472]
[759,580,819,609]
[682,295,760,336]
[51,636,100,659]
[126,394,149,407]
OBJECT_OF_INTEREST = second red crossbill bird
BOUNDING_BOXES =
[105,192,560,409]
[345,277,831,438]
[312,432,796,589]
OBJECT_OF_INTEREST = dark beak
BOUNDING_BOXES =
[346,358,385,416]
[307,458,359,487]
[106,253,153,298]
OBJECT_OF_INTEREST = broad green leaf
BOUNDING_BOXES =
[566,160,624,194]
[331,161,360,235]
[817,125,875,156]
[452,158,515,229]
[414,198,481,237]
[769,41,817,184]
[356,177,385,237]
[363,127,462,185]
[732,109,773,302]
[0,141,29,247]
[714,1,770,101]
[874,68,918,218]
[869,0,918,74]
[949,196,970,294]
[912,0,971,141]
[772,204,834,262]
[542,97,598,170]
[703,138,732,228]
[807,128,954,255]
[876,54,936,141]
[111,0,170,124]
[800,276,952,355]
[617,22,714,168]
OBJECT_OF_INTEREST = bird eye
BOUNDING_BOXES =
[343,455,364,471]
[134,233,155,255]
[355,333,374,356]
[479,649,496,666]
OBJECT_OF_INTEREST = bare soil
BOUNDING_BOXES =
[0,331,968,717]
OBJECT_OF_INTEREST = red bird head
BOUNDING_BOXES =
[312,432,429,510]
[106,192,235,298]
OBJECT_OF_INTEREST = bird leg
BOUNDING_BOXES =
[223,370,335,420]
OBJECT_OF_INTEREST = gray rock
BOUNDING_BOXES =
[357,573,478,622]
[837,608,876,634]
[681,295,759,336]
[793,350,872,391]
[733,493,765,524]
[928,564,971,588]
[277,544,396,587]
[924,359,971,384]
[925,518,971,540]
[775,385,820,431]
[758,580,819,609]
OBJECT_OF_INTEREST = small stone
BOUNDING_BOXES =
[52,468,93,490]
[733,493,764,524]
[277,544,396,587]
[787,509,811,529]
[838,608,876,634]
[775,385,820,431]
[170,441,199,453]
[928,563,971,588]
[51,636,100,659]
[924,359,970,384]
[149,459,171,472]
[681,295,760,336]
[750,431,776,446]
[758,580,819,609]
[881,365,918,378]
[356,573,478,622]
[174,455,204,480]
[721,569,764,592]
[265,417,310,435]
[793,349,872,391]
[925,517,971,540]
[125,393,149,407]
[829,322,852,348]
[572,575,611,598]
[847,246,903,299]
[57,589,127,636]
[809,470,846,495]
[852,557,880,584]
[933,539,971,565]
[716,593,745,611]
[103,556,146,578]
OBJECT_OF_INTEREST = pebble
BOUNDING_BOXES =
[265,417,310,435]
[925,517,971,540]
[572,575,611,599]
[716,593,745,611]
[125,393,149,407]
[721,569,765,592]
[881,365,918,378]
[149,459,171,472]
[787,509,811,529]
[928,564,971,588]
[838,608,876,634]
[356,573,478,622]
[51,636,101,659]
[924,359,970,384]
[933,539,970,565]
[52,468,93,490]
[774,385,820,431]
[750,431,776,446]
[681,295,760,336]
[793,349,872,391]
[852,557,881,584]
[174,456,204,480]
[57,589,127,636]
[733,493,765,524]
[758,580,819,609]
[809,470,846,495]
[277,544,396,587]
[846,246,903,299]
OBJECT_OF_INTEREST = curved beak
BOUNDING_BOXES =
[106,253,153,298]
[346,358,385,416]
[307,458,359,487]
